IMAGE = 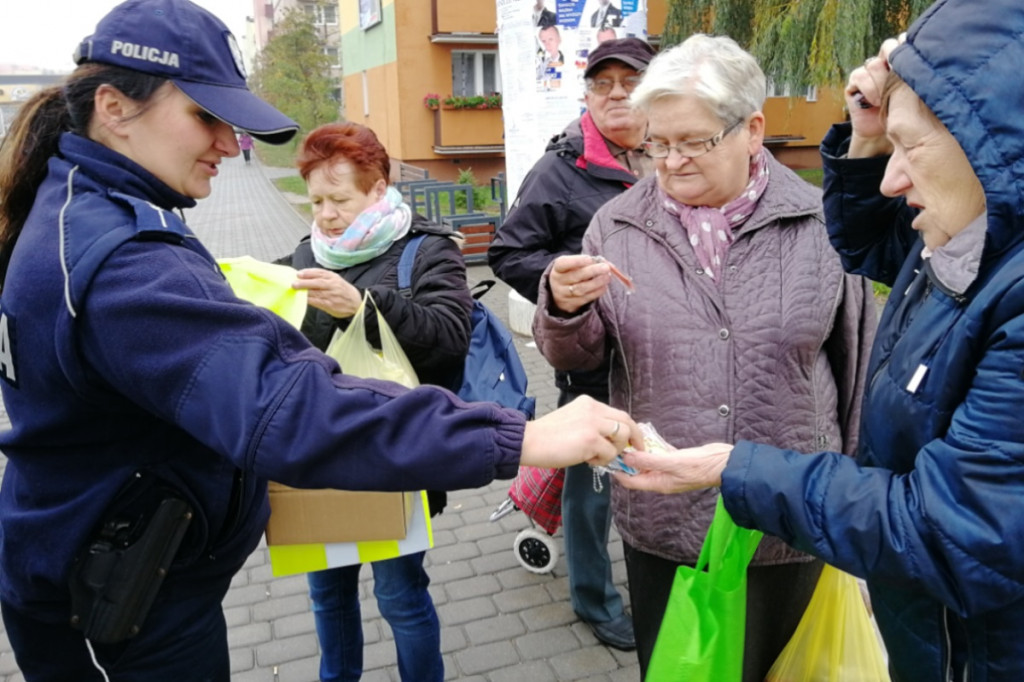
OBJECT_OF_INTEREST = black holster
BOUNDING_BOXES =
[69,472,194,644]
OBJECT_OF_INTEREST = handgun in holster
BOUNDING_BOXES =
[68,472,194,644]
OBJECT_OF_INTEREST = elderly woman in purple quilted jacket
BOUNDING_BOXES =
[531,34,876,681]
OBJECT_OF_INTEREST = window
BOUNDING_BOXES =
[766,79,817,102]
[324,46,340,66]
[305,2,337,25]
[359,0,382,29]
[451,51,502,97]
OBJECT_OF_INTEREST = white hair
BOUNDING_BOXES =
[631,34,766,124]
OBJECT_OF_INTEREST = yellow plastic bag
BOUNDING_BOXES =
[325,290,418,388]
[217,256,307,329]
[765,564,890,682]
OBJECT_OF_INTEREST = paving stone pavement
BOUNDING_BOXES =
[0,154,640,681]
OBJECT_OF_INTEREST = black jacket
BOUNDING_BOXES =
[278,215,472,388]
[488,116,637,399]
[278,215,473,515]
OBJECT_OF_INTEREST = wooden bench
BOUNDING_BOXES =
[443,214,499,264]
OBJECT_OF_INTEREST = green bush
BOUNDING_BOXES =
[454,168,491,211]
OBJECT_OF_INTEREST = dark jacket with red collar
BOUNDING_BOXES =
[488,113,639,397]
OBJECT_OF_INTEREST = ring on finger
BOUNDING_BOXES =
[609,421,620,439]
[569,284,577,297]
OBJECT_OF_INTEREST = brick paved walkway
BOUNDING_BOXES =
[0,153,638,681]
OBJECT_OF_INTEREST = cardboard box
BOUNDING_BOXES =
[265,482,415,546]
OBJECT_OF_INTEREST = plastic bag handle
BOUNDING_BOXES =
[694,497,762,574]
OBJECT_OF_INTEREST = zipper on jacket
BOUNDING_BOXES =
[867,267,931,400]
[942,607,954,681]
[923,261,968,305]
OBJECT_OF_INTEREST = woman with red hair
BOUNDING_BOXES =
[277,122,468,682]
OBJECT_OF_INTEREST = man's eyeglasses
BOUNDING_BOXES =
[641,119,745,159]
[586,75,644,95]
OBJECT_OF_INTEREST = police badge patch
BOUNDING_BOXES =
[226,33,246,79]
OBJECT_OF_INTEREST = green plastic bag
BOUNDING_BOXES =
[217,256,308,329]
[325,290,419,389]
[646,496,763,682]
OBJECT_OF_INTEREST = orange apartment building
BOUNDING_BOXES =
[338,0,846,182]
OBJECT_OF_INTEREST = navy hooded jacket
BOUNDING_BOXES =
[721,1,1024,679]
[0,133,525,622]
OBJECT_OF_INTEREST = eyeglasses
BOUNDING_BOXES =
[586,75,644,95]
[641,119,745,159]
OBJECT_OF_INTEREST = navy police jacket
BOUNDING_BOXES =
[0,133,525,621]
[721,1,1024,679]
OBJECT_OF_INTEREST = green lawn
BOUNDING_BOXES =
[253,139,300,168]
[274,175,307,195]
[271,175,312,221]
[796,167,824,187]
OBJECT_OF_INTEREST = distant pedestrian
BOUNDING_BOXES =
[238,131,254,164]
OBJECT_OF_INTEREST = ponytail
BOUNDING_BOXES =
[0,64,166,281]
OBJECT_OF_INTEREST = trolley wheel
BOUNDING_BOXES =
[514,528,559,574]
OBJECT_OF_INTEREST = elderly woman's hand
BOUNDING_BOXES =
[292,268,363,318]
[549,254,612,314]
[615,443,732,494]
[846,35,906,158]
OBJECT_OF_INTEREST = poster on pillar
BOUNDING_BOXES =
[496,0,648,201]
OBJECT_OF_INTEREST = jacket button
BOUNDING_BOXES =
[718,405,730,417]
[696,268,704,275]
[718,328,730,340]
[645,220,654,227]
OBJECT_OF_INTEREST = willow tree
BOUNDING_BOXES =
[662,0,935,88]
[250,8,337,135]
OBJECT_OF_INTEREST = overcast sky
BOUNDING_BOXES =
[0,0,252,72]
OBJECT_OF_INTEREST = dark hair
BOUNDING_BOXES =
[0,63,167,280]
[295,122,391,192]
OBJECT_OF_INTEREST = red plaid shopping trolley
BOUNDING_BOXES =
[489,465,565,573]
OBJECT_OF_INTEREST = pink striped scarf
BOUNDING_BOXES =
[659,151,770,280]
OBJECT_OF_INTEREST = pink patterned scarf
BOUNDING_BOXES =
[659,151,770,281]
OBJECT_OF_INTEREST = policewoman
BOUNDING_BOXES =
[0,1,641,679]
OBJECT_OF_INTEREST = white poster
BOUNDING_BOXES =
[497,0,648,201]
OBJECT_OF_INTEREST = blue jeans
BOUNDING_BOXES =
[559,389,626,624]
[307,551,442,682]
[1,588,229,681]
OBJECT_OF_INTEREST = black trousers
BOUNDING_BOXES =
[624,542,822,682]
[2,588,230,682]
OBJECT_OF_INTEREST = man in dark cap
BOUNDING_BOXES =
[488,37,656,652]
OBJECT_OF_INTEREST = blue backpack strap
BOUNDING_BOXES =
[397,233,428,299]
